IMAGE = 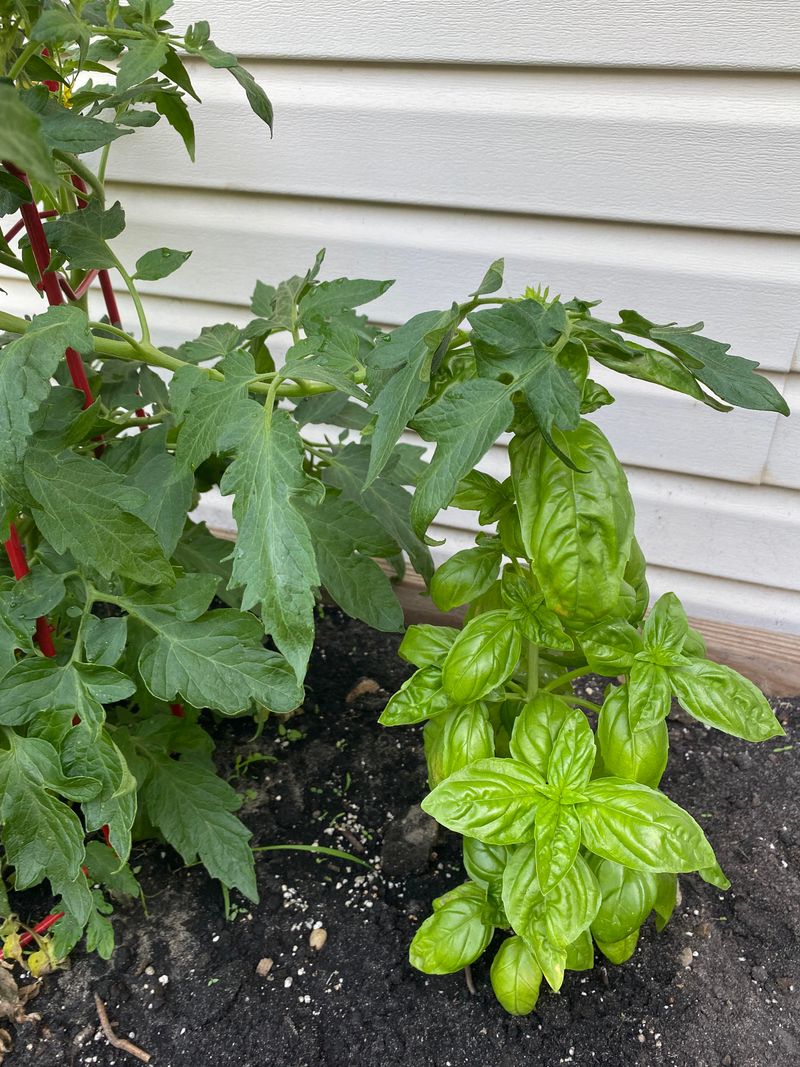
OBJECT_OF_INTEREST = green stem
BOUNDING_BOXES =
[543,666,590,692]
[526,642,539,700]
[0,249,27,273]
[110,254,150,343]
[8,39,40,80]
[252,844,370,868]
[563,695,603,714]
[52,151,105,203]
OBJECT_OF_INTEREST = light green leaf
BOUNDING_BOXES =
[509,692,571,778]
[379,666,452,726]
[430,543,502,613]
[579,617,644,674]
[594,928,639,965]
[628,659,672,731]
[423,703,494,787]
[534,798,581,894]
[219,402,320,679]
[409,882,493,974]
[421,757,544,844]
[669,659,783,742]
[546,707,596,792]
[397,624,459,668]
[589,857,658,945]
[441,610,521,704]
[462,837,508,921]
[596,684,668,788]
[490,935,542,1015]
[642,591,689,656]
[525,420,634,629]
[577,778,717,873]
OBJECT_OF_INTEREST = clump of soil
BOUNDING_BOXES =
[8,611,800,1066]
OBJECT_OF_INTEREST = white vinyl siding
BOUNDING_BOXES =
[3,1,799,632]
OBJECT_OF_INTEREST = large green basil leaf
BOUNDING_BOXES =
[423,703,495,787]
[526,420,634,629]
[534,798,581,894]
[579,617,643,674]
[596,684,668,788]
[379,666,452,726]
[669,660,783,742]
[430,543,502,613]
[547,707,596,792]
[421,757,544,844]
[628,659,672,731]
[509,692,570,778]
[543,854,601,949]
[397,624,459,668]
[577,778,716,873]
[409,882,494,974]
[490,935,542,1015]
[589,857,658,944]
[441,610,521,704]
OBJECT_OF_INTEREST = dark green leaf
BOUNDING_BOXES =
[43,200,125,270]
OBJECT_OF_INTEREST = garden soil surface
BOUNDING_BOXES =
[7,610,800,1067]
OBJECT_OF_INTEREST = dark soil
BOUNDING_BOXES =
[7,611,800,1067]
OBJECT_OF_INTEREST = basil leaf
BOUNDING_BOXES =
[430,543,502,613]
[441,610,521,704]
[589,857,658,944]
[533,798,581,894]
[378,666,452,726]
[579,617,644,674]
[490,935,542,1016]
[526,421,634,629]
[577,778,716,873]
[463,837,508,921]
[409,882,494,974]
[546,707,596,792]
[423,703,494,787]
[596,684,668,788]
[594,928,639,965]
[509,692,571,778]
[397,624,459,668]
[642,592,689,656]
[565,929,595,971]
[422,758,544,844]
[628,659,672,731]
[669,660,784,742]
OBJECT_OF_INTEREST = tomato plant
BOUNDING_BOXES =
[0,1,431,961]
[376,281,789,1012]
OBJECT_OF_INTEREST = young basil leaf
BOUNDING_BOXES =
[430,543,502,613]
[509,692,571,778]
[421,758,545,844]
[409,882,494,974]
[589,857,658,945]
[378,666,452,726]
[579,617,643,675]
[628,659,672,731]
[653,873,678,931]
[490,935,542,1016]
[533,798,581,895]
[500,569,573,651]
[397,624,459,668]
[642,592,689,656]
[564,928,594,971]
[546,707,596,792]
[669,660,784,742]
[577,778,717,873]
[596,684,668,788]
[441,610,521,704]
[423,703,494,787]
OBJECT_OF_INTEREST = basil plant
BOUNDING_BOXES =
[375,276,788,1014]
